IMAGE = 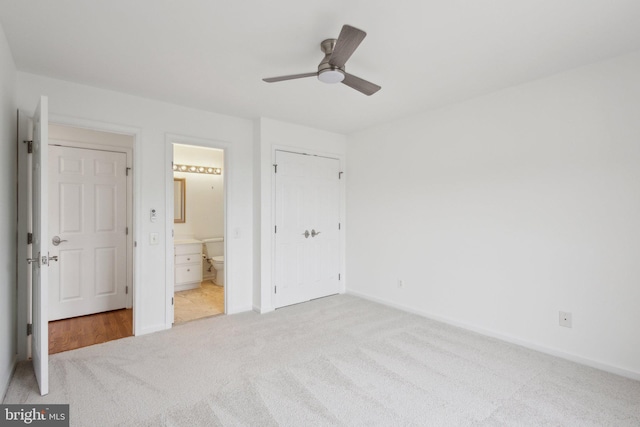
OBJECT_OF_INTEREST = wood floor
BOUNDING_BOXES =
[48,280,223,354]
[174,280,224,323]
[49,308,133,354]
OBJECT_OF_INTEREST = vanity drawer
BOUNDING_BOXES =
[175,243,202,256]
[175,264,201,284]
[176,254,201,264]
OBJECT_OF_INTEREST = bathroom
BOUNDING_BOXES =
[172,143,225,323]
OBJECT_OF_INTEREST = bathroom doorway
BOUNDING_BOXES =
[171,143,226,323]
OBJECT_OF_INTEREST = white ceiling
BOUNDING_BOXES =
[2,1,640,134]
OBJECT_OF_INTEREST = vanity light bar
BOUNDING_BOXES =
[172,164,222,175]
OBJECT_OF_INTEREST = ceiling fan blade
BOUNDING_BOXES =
[342,73,381,96]
[263,72,317,83]
[328,25,367,68]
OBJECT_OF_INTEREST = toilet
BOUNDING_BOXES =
[202,237,224,287]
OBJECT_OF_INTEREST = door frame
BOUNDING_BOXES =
[16,113,141,359]
[165,133,230,329]
[269,145,346,311]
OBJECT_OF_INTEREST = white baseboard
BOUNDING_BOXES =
[252,304,275,314]
[347,289,640,381]
[227,305,254,315]
[1,354,18,402]
[136,323,169,336]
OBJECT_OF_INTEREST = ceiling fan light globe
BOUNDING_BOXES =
[318,69,345,84]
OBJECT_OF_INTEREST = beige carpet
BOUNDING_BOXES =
[4,295,640,426]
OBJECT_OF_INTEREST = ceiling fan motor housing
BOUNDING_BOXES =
[318,39,345,83]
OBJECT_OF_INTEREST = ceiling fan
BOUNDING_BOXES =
[263,24,381,96]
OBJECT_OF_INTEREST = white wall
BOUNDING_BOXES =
[17,72,255,336]
[0,22,17,399]
[173,144,224,242]
[255,118,347,312]
[347,51,640,379]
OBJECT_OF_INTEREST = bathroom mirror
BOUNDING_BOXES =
[174,178,186,223]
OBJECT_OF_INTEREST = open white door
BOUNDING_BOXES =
[48,146,128,320]
[30,96,49,396]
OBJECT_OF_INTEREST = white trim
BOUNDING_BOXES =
[227,305,254,315]
[164,138,174,328]
[347,289,640,381]
[134,323,168,336]
[48,114,142,138]
[253,304,275,314]
[165,133,230,329]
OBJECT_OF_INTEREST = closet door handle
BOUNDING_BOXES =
[302,230,310,238]
[311,229,321,237]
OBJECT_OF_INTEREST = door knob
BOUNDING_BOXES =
[52,236,68,246]
[311,229,321,237]
[302,230,310,238]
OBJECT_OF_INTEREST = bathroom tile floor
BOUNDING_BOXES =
[174,280,224,324]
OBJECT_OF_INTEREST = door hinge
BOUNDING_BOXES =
[172,297,174,305]
[27,323,32,336]
[25,140,33,153]
[126,167,132,176]
[134,241,137,247]
[339,171,343,179]
[274,225,277,233]
[125,285,129,294]
[339,274,341,280]
[27,232,33,244]
[274,286,277,294]
[338,223,341,230]
[273,164,278,173]
[126,226,129,235]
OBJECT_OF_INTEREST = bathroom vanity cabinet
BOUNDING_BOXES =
[174,240,203,291]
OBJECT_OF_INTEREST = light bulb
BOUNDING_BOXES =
[318,69,345,84]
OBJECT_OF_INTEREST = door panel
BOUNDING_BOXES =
[60,183,83,232]
[48,145,128,320]
[59,249,82,300]
[95,184,117,231]
[274,150,341,308]
[31,96,49,396]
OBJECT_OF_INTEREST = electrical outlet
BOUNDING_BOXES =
[559,311,572,328]
[397,279,404,289]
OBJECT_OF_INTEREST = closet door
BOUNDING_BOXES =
[274,150,340,308]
